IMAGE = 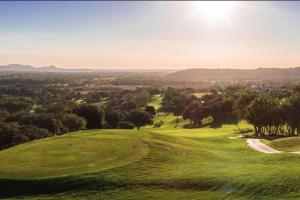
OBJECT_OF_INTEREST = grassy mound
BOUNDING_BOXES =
[0,130,149,179]
[266,137,300,152]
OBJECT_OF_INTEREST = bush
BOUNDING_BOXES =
[117,121,135,129]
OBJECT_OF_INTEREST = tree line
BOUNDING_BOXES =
[161,86,300,137]
[0,84,157,149]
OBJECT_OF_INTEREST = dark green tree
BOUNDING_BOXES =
[127,109,153,129]
[73,104,105,129]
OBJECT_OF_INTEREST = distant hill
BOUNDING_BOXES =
[166,68,300,81]
[0,64,92,73]
[0,64,174,75]
[0,64,36,71]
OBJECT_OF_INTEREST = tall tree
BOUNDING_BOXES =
[73,104,105,129]
[127,109,153,129]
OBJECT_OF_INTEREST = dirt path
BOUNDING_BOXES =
[247,139,282,154]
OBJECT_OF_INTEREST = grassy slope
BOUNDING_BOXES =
[148,94,163,110]
[148,95,188,128]
[3,124,300,200]
[264,137,300,152]
[2,96,300,199]
[0,130,150,179]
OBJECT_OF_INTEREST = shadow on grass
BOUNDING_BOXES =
[0,176,222,199]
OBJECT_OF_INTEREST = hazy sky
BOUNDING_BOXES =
[1,1,300,69]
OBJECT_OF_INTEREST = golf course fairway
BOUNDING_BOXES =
[1,124,300,199]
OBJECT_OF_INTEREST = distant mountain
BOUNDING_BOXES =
[40,65,58,70]
[0,64,36,71]
[166,68,300,81]
[0,64,174,75]
[0,64,92,73]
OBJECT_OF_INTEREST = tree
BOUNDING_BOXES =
[127,110,153,129]
[105,109,125,128]
[210,97,238,128]
[160,87,191,115]
[122,100,137,111]
[20,125,50,140]
[281,93,300,135]
[0,122,27,149]
[233,90,256,121]
[73,104,105,129]
[190,105,210,127]
[134,89,152,107]
[182,101,199,125]
[32,114,67,135]
[61,114,87,132]
[245,95,280,136]
[0,96,34,113]
[145,106,156,116]
[37,102,72,114]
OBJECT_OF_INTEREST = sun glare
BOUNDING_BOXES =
[194,1,238,23]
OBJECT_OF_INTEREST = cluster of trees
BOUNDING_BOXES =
[2,72,300,150]
[160,87,194,115]
[182,94,237,128]
[0,81,155,149]
[242,92,300,136]
[172,86,300,137]
[102,88,154,129]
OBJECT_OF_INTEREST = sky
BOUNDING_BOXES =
[0,1,300,69]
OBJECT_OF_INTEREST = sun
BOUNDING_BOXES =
[193,1,238,24]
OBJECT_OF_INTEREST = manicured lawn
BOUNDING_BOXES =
[2,123,300,199]
[2,96,300,199]
[0,130,149,179]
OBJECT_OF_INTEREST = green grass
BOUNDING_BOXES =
[73,99,85,105]
[264,137,300,152]
[3,96,300,199]
[192,92,211,98]
[0,130,149,179]
[147,94,188,128]
[148,94,163,110]
[2,123,300,199]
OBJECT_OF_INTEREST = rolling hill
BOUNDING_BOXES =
[1,121,300,199]
[166,67,300,81]
[0,64,92,73]
[2,94,300,199]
